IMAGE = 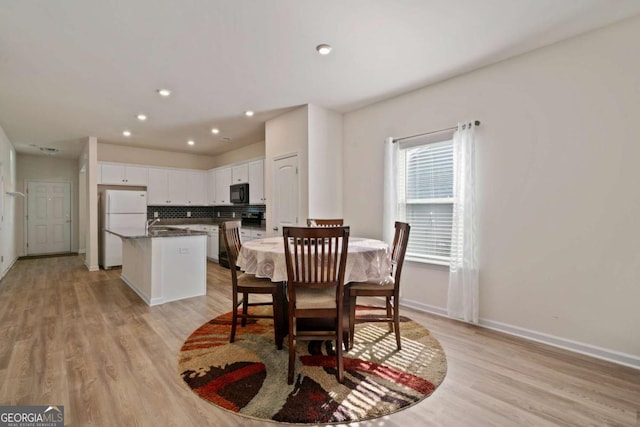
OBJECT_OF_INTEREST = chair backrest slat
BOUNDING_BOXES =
[306,218,344,227]
[391,222,411,287]
[222,220,243,282]
[283,226,350,291]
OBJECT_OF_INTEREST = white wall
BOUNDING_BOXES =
[265,106,309,232]
[98,142,217,170]
[16,154,80,255]
[264,104,345,232]
[343,16,640,365]
[0,124,17,279]
[214,141,265,168]
[80,137,99,271]
[308,104,343,218]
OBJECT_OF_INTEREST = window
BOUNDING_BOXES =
[397,136,454,265]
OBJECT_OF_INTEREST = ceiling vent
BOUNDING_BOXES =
[37,146,59,155]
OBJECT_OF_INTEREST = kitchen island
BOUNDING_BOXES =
[106,227,208,306]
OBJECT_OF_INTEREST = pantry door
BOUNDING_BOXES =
[271,154,299,235]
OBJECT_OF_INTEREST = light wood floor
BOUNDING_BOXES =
[0,256,638,426]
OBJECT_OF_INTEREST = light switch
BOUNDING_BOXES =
[179,248,190,254]
[154,211,159,218]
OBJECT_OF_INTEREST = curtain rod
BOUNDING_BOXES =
[393,120,480,143]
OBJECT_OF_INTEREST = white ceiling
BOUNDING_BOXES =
[1,0,639,159]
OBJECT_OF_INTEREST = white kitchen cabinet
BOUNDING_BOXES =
[167,170,189,205]
[207,170,217,205]
[232,164,249,184]
[241,228,265,242]
[240,228,251,242]
[148,168,186,205]
[215,167,232,205]
[147,168,170,205]
[248,159,265,204]
[147,168,207,205]
[209,225,219,261]
[100,163,148,186]
[185,171,206,205]
[251,229,266,239]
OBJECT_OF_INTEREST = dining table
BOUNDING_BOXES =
[236,236,392,284]
[236,235,392,347]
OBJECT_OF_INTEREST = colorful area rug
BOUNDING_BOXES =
[178,307,447,424]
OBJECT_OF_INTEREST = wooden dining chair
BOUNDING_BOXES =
[222,220,285,349]
[283,225,350,384]
[306,218,344,227]
[347,221,410,350]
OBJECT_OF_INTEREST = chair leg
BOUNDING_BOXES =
[393,298,401,350]
[272,288,283,350]
[230,292,238,343]
[336,314,344,384]
[386,296,393,332]
[287,312,295,385]
[349,295,356,350]
[241,292,249,326]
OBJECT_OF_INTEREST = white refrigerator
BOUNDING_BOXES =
[100,190,147,269]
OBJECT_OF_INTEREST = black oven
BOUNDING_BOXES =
[230,183,249,204]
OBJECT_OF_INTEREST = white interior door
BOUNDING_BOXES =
[272,154,299,235]
[27,181,71,255]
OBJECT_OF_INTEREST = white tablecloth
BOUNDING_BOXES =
[237,236,391,283]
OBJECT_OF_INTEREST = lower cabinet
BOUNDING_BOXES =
[241,228,265,242]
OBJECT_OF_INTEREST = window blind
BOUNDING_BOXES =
[402,140,454,264]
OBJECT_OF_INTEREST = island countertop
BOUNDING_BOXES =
[106,227,208,239]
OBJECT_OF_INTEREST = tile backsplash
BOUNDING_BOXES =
[147,205,266,220]
[147,206,212,219]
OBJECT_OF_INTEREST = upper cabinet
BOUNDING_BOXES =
[99,163,148,186]
[186,171,207,205]
[104,158,265,207]
[231,164,249,184]
[147,168,171,205]
[207,170,217,205]
[215,167,232,205]
[167,170,189,205]
[248,159,265,204]
[147,168,207,205]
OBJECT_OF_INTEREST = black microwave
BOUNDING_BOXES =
[230,183,249,204]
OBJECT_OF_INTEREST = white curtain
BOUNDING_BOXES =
[382,137,399,245]
[447,122,479,324]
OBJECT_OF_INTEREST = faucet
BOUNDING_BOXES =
[146,218,160,232]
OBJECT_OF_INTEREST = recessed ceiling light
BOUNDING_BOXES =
[157,88,171,97]
[137,114,147,121]
[211,128,220,134]
[123,130,131,137]
[244,110,254,117]
[187,140,195,146]
[316,44,332,55]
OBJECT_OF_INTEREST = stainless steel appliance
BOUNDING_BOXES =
[241,211,264,227]
[230,183,249,204]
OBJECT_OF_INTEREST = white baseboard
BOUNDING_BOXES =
[399,297,640,371]
[0,256,18,280]
[83,259,99,272]
[120,273,162,306]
